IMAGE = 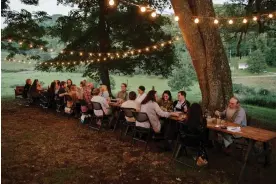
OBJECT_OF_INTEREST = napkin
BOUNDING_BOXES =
[227,126,241,132]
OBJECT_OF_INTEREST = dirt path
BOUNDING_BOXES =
[1,100,276,184]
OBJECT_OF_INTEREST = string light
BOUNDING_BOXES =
[79,52,83,56]
[243,18,248,23]
[108,0,115,6]
[268,14,273,18]
[253,16,258,21]
[214,19,219,24]
[228,19,233,24]
[194,18,199,24]
[8,39,12,42]
[19,42,23,45]
[174,16,179,21]
[29,44,33,48]
[70,51,74,55]
[151,11,157,18]
[140,6,146,12]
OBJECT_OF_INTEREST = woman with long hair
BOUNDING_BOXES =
[66,79,73,92]
[23,78,32,99]
[158,90,173,111]
[47,81,56,108]
[180,103,208,166]
[29,79,42,104]
[138,90,179,133]
[100,84,110,101]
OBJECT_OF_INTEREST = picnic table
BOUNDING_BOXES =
[207,121,276,183]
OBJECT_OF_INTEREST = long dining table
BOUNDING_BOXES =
[109,102,276,183]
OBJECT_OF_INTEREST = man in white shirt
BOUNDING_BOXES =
[91,88,111,117]
[121,91,140,122]
[135,85,146,104]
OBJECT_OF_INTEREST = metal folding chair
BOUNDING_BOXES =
[90,102,112,132]
[119,108,136,140]
[171,127,208,168]
[132,112,152,151]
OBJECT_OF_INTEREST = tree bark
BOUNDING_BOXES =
[98,0,112,95]
[170,0,233,112]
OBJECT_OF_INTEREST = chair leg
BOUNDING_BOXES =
[131,129,136,146]
[124,125,130,136]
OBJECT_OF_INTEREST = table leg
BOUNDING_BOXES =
[263,142,271,167]
[237,139,255,184]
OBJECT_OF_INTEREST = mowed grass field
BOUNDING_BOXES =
[1,61,276,130]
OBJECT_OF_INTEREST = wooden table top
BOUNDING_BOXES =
[207,121,276,142]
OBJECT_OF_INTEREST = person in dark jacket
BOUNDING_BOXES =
[173,91,190,113]
[23,79,32,99]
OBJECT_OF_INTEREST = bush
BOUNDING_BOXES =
[241,95,276,109]
[258,88,270,96]
[233,83,256,95]
[247,50,267,74]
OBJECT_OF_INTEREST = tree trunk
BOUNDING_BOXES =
[98,0,112,95]
[170,0,233,112]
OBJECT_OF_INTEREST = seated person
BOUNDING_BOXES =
[215,96,247,152]
[60,85,78,108]
[121,91,140,122]
[23,78,32,98]
[29,79,43,104]
[100,85,110,101]
[137,90,179,133]
[173,91,190,113]
[116,83,128,102]
[158,90,173,111]
[91,88,111,117]
[135,85,146,104]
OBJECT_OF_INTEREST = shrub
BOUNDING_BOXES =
[247,50,267,74]
[258,88,270,96]
[233,83,256,95]
[241,95,276,109]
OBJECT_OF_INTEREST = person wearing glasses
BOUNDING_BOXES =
[215,96,247,153]
[116,83,128,102]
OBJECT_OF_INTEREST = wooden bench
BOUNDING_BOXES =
[14,86,24,98]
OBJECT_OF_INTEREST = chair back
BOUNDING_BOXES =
[133,112,149,122]
[91,102,103,110]
[122,108,135,118]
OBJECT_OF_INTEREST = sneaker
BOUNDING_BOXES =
[196,156,208,166]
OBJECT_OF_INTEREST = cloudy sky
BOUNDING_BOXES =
[1,0,228,27]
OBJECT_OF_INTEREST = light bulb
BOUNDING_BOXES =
[161,43,165,47]
[70,51,74,55]
[145,47,149,51]
[109,0,114,6]
[242,18,247,23]
[194,18,199,24]
[19,42,23,45]
[228,19,233,24]
[253,16,257,21]
[8,39,12,42]
[174,16,179,21]
[140,6,146,12]
[214,19,219,24]
[151,12,157,18]
[268,14,273,18]
[79,52,83,56]
[153,45,157,49]
[29,44,33,48]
